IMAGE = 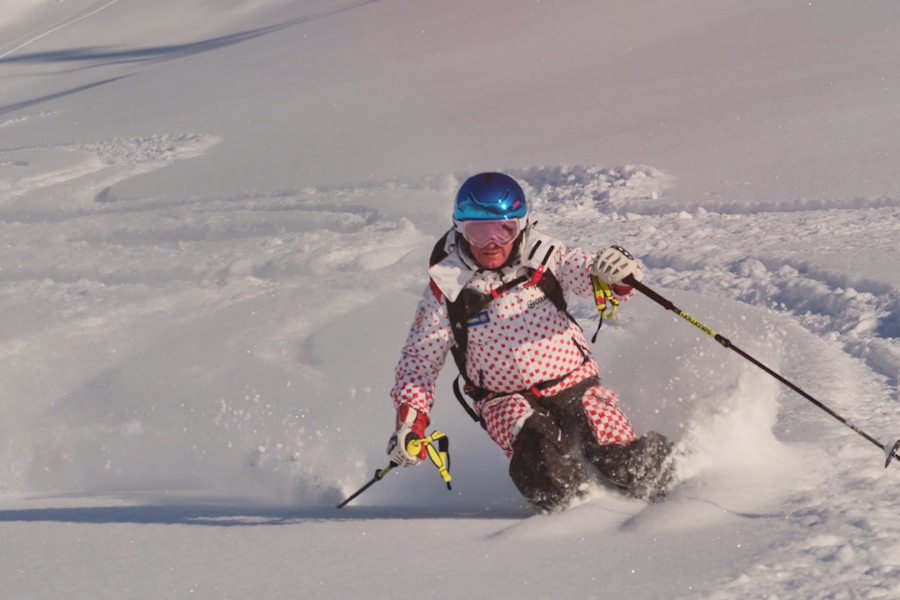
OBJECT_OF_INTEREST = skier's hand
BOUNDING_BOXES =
[591,246,643,286]
[386,405,430,467]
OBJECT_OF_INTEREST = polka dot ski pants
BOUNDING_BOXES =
[479,376,674,511]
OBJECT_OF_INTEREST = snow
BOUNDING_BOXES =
[2,0,900,598]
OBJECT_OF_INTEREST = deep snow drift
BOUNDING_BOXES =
[2,1,900,599]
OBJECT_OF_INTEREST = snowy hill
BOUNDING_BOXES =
[2,1,900,598]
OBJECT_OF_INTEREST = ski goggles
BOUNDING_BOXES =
[461,219,520,248]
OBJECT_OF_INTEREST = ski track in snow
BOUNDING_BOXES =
[0,0,121,60]
[0,110,56,129]
[2,143,900,597]
[0,131,435,502]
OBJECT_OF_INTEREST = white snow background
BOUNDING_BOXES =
[2,0,900,598]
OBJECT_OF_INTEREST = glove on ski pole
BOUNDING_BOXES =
[336,431,452,508]
[623,274,900,469]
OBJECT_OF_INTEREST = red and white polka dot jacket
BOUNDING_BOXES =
[391,228,637,416]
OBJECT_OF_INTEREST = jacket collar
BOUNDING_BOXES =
[428,227,560,302]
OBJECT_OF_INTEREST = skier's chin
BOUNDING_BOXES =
[477,255,504,269]
[472,243,512,269]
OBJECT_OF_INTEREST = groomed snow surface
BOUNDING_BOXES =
[2,1,900,599]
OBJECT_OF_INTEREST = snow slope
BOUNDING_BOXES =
[2,1,900,598]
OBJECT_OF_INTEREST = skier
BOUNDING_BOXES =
[387,172,673,510]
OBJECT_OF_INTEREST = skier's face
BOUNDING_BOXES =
[470,240,514,269]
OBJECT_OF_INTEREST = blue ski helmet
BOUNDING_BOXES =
[453,172,528,222]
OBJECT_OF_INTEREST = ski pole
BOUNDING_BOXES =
[336,431,452,508]
[623,274,900,468]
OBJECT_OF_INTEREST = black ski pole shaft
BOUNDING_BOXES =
[336,463,396,509]
[623,274,900,467]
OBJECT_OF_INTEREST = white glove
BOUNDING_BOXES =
[591,246,643,285]
[386,405,429,467]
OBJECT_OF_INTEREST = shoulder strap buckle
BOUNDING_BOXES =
[523,264,546,287]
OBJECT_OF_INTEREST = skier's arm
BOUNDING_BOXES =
[387,285,453,467]
[555,243,640,302]
[389,283,453,416]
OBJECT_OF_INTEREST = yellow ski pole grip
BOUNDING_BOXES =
[407,431,452,490]
[405,436,423,457]
[426,443,452,488]
[336,431,453,508]
[405,431,444,458]
[426,431,452,489]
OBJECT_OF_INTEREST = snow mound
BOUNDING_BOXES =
[513,164,673,216]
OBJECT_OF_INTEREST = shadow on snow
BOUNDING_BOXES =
[0,497,530,526]
[0,76,129,116]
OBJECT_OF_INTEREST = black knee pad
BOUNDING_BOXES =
[509,412,588,511]
[583,431,675,501]
[624,431,676,502]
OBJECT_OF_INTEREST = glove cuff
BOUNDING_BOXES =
[396,405,430,459]
[397,404,430,429]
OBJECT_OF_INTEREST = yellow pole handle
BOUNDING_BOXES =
[405,431,452,485]
[426,442,452,484]
[591,276,620,324]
